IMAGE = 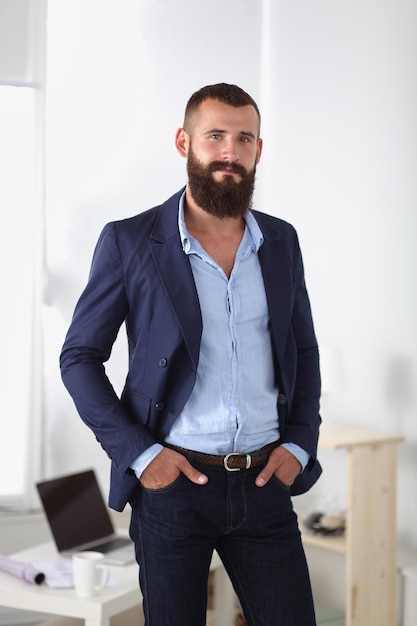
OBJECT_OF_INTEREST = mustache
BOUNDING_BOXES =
[208,161,248,177]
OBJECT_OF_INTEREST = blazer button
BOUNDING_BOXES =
[158,358,168,367]
[278,394,287,405]
[155,401,164,411]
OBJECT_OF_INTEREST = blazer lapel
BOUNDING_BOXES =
[257,228,293,366]
[149,190,202,370]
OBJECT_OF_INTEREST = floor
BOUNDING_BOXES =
[232,606,344,625]
[315,606,345,625]
[10,605,345,626]
[6,605,143,626]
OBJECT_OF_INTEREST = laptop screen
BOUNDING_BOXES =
[36,469,115,552]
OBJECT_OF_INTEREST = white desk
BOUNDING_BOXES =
[0,542,235,626]
[0,542,139,626]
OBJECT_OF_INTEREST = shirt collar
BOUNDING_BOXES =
[178,191,264,254]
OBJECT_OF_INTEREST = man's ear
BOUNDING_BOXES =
[256,138,263,165]
[175,128,189,158]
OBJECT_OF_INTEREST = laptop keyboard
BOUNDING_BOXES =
[93,537,131,552]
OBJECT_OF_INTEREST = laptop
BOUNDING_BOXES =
[36,468,135,565]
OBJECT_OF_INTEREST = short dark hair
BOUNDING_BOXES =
[183,83,261,135]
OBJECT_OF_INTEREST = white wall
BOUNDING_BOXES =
[40,0,417,609]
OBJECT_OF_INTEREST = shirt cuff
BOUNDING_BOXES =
[130,443,164,478]
[281,442,310,471]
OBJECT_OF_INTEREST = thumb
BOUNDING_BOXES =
[255,466,273,487]
[180,458,208,485]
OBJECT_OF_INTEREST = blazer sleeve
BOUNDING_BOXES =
[286,239,321,452]
[60,222,156,477]
[282,229,322,493]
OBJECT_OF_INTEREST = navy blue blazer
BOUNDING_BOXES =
[60,188,322,511]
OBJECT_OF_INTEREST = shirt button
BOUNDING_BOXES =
[159,358,168,367]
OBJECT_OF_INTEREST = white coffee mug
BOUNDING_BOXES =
[72,551,108,597]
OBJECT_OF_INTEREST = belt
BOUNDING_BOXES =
[164,441,280,472]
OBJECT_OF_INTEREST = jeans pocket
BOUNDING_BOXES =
[141,473,183,494]
[271,474,292,491]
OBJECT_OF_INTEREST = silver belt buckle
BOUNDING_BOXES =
[223,452,252,472]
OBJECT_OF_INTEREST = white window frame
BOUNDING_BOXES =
[0,0,46,511]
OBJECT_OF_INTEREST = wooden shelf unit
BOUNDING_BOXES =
[301,422,403,626]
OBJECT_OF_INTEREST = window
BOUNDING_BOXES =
[0,85,43,509]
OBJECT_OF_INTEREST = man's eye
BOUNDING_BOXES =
[240,136,250,143]
[211,134,221,140]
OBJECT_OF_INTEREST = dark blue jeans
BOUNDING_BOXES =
[129,457,316,626]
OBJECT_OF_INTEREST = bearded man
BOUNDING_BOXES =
[60,83,322,626]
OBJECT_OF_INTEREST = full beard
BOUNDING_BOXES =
[186,147,256,219]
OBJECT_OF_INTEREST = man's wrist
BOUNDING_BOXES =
[280,442,309,471]
[130,443,164,478]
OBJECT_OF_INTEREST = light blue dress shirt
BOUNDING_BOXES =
[130,195,309,477]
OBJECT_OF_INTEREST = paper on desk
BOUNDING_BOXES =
[32,560,116,589]
[32,559,73,588]
[0,554,45,585]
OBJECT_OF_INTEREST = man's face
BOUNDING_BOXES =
[177,99,262,218]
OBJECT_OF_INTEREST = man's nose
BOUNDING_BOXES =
[221,138,239,161]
